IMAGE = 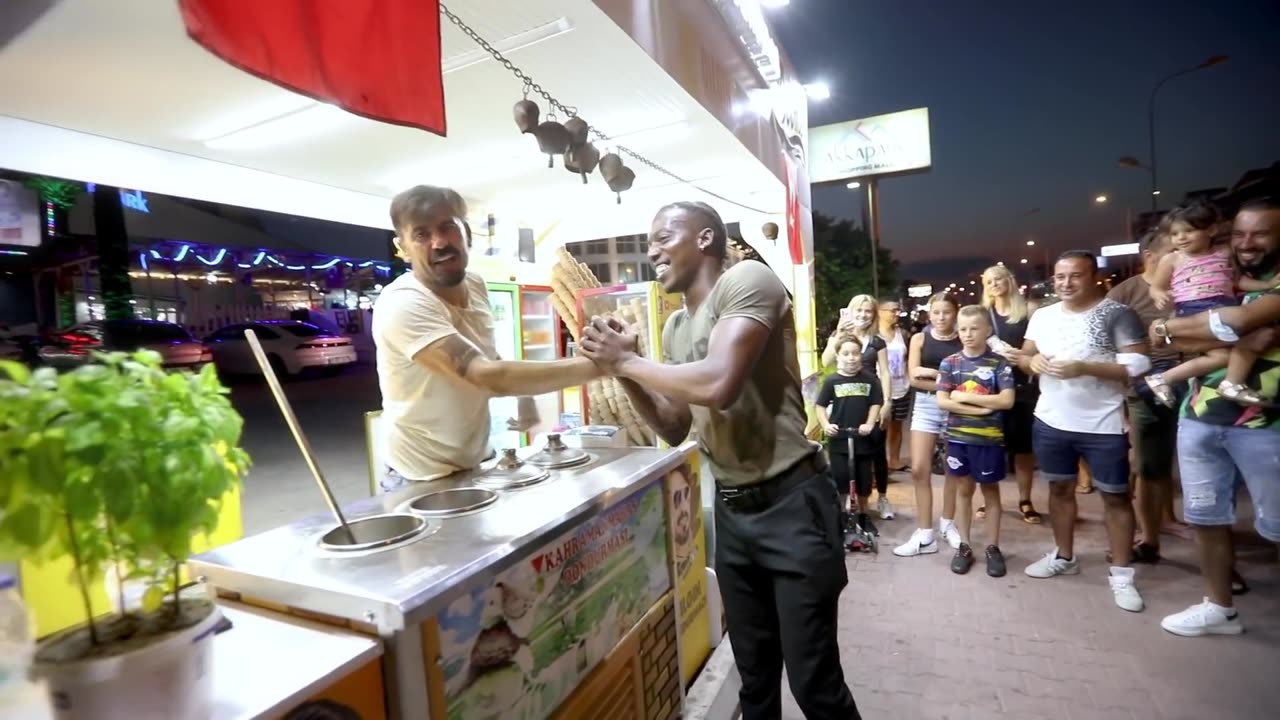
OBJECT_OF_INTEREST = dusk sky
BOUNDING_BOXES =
[770,0,1280,283]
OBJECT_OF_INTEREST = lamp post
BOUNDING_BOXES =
[1123,55,1229,211]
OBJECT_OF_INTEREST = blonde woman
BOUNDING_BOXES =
[822,294,895,518]
[980,264,1043,524]
[893,293,963,556]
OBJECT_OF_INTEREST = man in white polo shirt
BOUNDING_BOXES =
[372,185,601,488]
[1019,251,1151,611]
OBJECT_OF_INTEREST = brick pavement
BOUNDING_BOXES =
[779,472,1278,720]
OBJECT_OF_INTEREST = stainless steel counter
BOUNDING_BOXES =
[190,446,686,635]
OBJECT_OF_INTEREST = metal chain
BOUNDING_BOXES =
[439,2,778,214]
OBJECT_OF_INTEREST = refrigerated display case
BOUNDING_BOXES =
[487,281,523,450]
[518,284,565,440]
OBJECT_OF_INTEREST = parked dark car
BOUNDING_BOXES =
[38,319,212,370]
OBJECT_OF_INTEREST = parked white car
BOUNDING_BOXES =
[205,320,356,377]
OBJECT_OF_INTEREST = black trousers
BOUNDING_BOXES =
[715,471,861,720]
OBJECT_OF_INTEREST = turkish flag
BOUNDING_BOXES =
[178,0,447,136]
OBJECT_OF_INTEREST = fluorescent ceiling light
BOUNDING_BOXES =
[187,93,316,143]
[203,103,355,151]
[803,82,831,100]
[443,18,574,74]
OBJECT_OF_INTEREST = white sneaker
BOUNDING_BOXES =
[1024,548,1080,578]
[938,518,962,549]
[1161,598,1244,637]
[893,528,939,557]
[878,495,895,520]
[1108,567,1144,612]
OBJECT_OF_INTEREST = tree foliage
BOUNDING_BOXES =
[812,212,899,333]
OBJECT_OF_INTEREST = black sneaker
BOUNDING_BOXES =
[986,545,1007,577]
[858,512,879,537]
[950,543,974,574]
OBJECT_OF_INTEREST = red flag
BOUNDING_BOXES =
[179,0,447,136]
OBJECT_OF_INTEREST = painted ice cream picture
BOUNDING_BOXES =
[437,481,670,720]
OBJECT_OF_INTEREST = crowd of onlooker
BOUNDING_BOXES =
[812,196,1280,637]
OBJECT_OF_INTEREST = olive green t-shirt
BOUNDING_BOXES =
[660,260,816,488]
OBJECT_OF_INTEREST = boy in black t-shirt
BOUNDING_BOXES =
[816,337,884,538]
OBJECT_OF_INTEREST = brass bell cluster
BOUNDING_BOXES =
[514,95,635,204]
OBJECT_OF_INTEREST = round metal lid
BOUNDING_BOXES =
[526,433,591,469]
[317,513,429,552]
[407,487,499,518]
[475,448,551,489]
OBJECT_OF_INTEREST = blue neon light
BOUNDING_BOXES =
[139,252,149,271]
[310,258,341,270]
[86,184,150,213]
[196,249,227,266]
[173,245,191,262]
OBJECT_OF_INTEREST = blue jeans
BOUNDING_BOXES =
[1176,419,1280,542]
[1032,419,1130,495]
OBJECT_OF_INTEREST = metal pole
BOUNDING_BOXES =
[867,178,881,298]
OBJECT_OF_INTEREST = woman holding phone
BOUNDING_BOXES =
[893,292,963,557]
[822,294,896,518]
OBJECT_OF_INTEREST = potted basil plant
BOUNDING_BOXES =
[0,351,251,720]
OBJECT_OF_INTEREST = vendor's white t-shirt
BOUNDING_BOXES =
[372,271,497,481]
[1024,297,1145,435]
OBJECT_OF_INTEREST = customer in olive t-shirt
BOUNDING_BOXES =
[580,202,861,720]
[1106,229,1185,560]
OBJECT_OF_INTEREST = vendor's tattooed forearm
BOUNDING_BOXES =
[439,335,482,376]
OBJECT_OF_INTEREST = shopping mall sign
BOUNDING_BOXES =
[809,107,932,183]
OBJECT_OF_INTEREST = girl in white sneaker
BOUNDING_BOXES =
[894,293,963,557]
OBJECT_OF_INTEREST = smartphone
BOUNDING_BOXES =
[839,308,851,321]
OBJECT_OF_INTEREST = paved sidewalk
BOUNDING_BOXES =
[781,472,1278,720]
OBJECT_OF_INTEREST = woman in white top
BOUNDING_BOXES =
[877,298,911,473]
[821,294,896,519]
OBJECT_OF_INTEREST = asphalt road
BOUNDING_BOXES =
[227,360,382,536]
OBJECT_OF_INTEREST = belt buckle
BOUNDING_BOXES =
[719,486,761,513]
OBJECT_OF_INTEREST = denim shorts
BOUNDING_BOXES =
[1176,419,1280,542]
[910,391,948,434]
[1032,419,1130,495]
[946,442,1006,483]
[1174,294,1237,318]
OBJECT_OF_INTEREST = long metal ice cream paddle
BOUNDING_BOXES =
[243,328,357,544]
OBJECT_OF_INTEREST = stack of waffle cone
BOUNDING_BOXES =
[544,249,656,446]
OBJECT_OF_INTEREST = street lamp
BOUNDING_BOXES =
[1095,194,1109,204]
[803,82,831,101]
[1128,55,1229,211]
[1026,240,1035,246]
[1020,258,1028,264]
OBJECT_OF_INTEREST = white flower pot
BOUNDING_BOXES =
[35,605,221,720]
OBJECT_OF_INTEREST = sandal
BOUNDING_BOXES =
[1218,381,1269,407]
[1076,483,1095,495]
[1019,501,1042,524]
[1144,373,1177,408]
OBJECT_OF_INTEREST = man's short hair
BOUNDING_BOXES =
[1056,250,1098,272]
[389,185,467,231]
[1138,230,1166,253]
[661,201,728,257]
[1238,196,1280,214]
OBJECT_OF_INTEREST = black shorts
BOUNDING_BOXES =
[830,452,874,498]
[891,393,911,422]
[1002,396,1036,456]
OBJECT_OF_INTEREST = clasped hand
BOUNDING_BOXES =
[579,315,640,373]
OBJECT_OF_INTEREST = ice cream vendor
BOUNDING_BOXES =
[372,185,602,489]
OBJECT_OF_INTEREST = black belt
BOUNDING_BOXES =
[717,453,827,514]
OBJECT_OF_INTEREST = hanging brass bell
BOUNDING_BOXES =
[513,99,540,134]
[564,117,589,148]
[564,142,601,184]
[607,166,635,204]
[598,152,624,183]
[535,121,572,168]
